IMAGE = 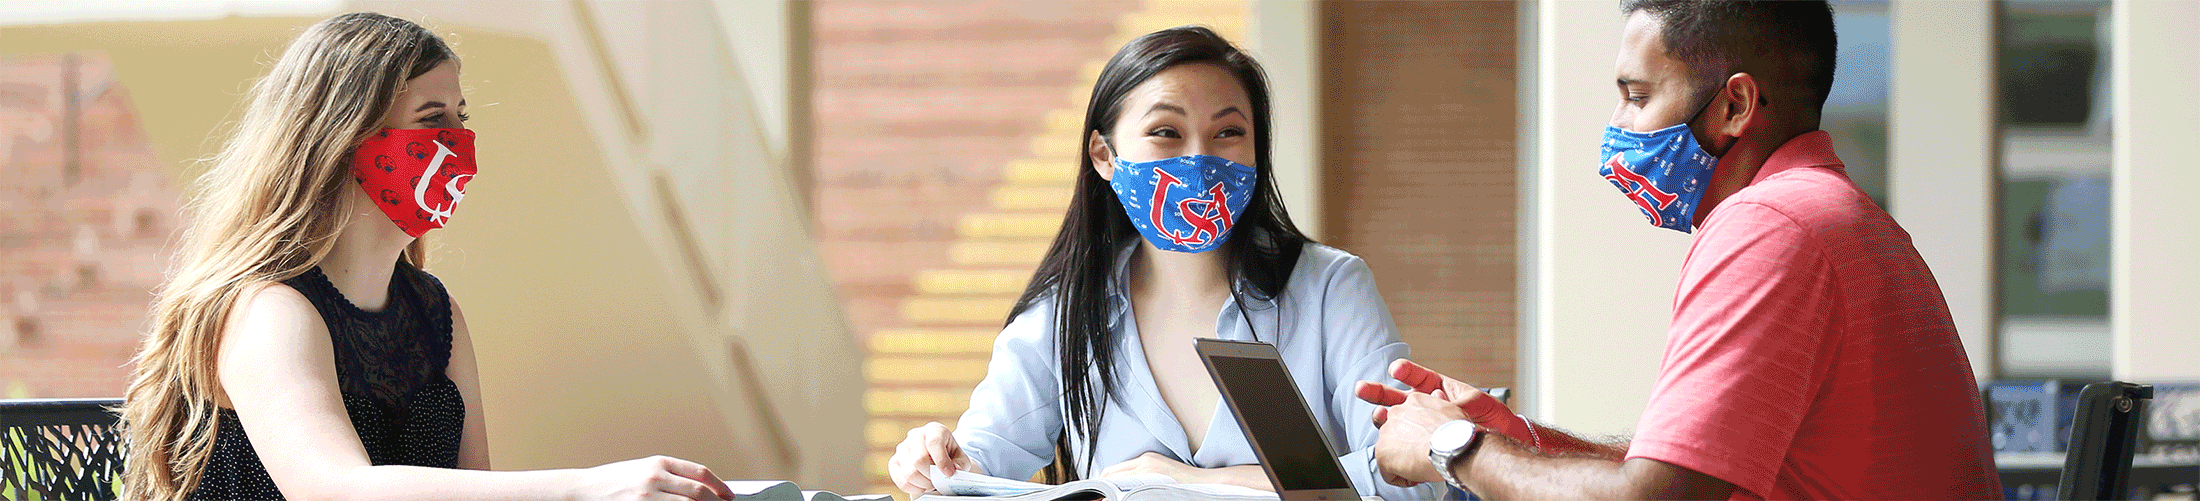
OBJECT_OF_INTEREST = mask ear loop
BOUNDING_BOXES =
[1232,287,1260,344]
[1683,82,1729,147]
[1099,135,1120,167]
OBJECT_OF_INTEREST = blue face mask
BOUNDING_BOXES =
[1599,97,1722,233]
[1107,152,1257,253]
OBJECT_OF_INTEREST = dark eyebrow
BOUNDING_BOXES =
[1617,78,1645,87]
[1212,106,1243,120]
[1143,102,1187,118]
[412,99,467,114]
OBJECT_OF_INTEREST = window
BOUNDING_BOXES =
[1995,0,2111,378]
[1826,0,1890,209]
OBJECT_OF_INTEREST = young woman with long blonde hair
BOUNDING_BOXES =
[120,13,734,501]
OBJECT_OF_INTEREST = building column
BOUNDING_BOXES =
[1888,0,1997,379]
[2110,0,2200,381]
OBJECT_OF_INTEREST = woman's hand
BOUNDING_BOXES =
[887,422,981,496]
[1099,452,1270,491]
[569,456,732,501]
[1098,452,1204,481]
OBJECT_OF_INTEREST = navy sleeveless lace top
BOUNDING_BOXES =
[191,262,463,499]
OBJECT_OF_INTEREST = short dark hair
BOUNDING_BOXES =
[1621,0,1838,112]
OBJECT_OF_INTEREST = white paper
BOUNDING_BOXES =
[723,480,799,500]
[926,465,1049,497]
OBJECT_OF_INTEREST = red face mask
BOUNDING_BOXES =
[351,128,477,238]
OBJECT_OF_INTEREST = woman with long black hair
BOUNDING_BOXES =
[885,26,1441,500]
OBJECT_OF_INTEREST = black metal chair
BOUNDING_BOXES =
[2058,382,2154,500]
[1,398,125,500]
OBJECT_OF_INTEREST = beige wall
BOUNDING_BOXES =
[2111,0,2200,381]
[1888,0,1996,380]
[408,26,753,474]
[1526,0,1679,435]
[1249,0,1323,239]
[1321,0,1522,401]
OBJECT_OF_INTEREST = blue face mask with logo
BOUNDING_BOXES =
[1107,151,1257,253]
[1598,92,1722,233]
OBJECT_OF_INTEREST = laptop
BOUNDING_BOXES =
[1195,338,1364,501]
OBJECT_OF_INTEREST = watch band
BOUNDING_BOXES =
[1428,420,1483,491]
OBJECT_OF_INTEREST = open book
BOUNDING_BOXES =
[724,480,892,501]
[911,466,1281,501]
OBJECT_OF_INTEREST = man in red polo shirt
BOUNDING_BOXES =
[1356,1,2002,499]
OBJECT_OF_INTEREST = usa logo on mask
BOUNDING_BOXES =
[1598,123,1715,234]
[1109,154,1257,254]
[1602,153,1680,227]
[1150,169,1237,247]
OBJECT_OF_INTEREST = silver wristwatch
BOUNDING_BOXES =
[1427,419,1482,491]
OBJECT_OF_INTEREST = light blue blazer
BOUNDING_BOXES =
[951,242,1445,500]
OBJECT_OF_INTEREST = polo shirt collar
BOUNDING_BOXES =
[1751,130,1846,184]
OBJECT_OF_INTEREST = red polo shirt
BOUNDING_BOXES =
[1624,131,2003,500]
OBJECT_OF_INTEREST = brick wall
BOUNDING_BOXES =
[1320,2,1521,396]
[810,0,1135,352]
[807,1,1145,492]
[1,53,181,399]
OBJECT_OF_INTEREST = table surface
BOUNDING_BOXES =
[1995,452,2200,470]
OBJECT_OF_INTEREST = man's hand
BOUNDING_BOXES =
[1358,359,1741,500]
[1357,359,1534,445]
[1367,390,1465,487]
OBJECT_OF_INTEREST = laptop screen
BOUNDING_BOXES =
[1206,354,1356,491]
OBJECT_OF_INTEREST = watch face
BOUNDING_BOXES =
[1431,420,1479,452]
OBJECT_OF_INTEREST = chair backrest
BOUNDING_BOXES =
[1,398,126,501]
[2058,381,2155,501]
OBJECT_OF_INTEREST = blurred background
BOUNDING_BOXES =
[2,0,2194,498]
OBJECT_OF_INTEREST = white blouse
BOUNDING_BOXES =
[951,242,1447,500]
